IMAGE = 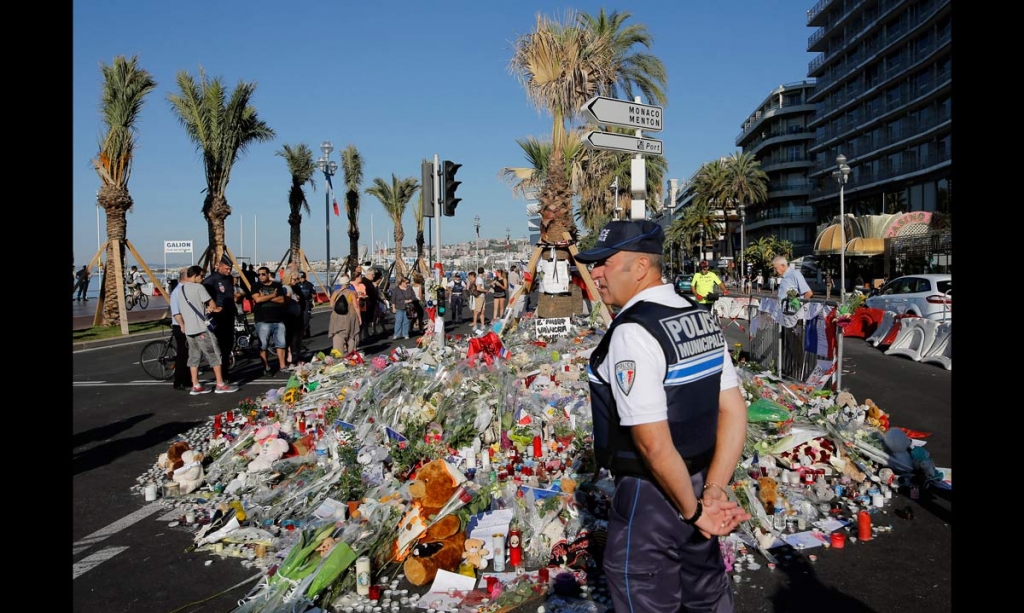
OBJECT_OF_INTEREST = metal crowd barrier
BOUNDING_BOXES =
[743,297,842,389]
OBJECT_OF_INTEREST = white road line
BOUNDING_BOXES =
[73,546,129,580]
[73,502,164,555]
[74,381,282,387]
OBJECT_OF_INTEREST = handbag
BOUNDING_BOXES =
[182,292,216,332]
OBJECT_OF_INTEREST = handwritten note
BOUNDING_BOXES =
[535,317,572,339]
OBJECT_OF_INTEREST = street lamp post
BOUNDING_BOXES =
[474,215,481,270]
[505,227,510,269]
[317,141,339,295]
[832,154,851,302]
[738,202,746,289]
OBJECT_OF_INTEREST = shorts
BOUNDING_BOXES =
[186,331,222,368]
[256,321,287,350]
[472,294,485,312]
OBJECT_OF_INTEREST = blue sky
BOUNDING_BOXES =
[73,0,814,267]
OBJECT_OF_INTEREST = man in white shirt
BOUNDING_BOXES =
[174,265,238,395]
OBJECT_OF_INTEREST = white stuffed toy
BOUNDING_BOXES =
[247,438,290,473]
[172,449,205,494]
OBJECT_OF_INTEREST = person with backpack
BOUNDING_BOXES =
[448,273,466,323]
[297,272,316,337]
[328,275,360,356]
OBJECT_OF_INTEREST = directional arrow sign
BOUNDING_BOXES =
[583,130,663,156]
[582,96,664,132]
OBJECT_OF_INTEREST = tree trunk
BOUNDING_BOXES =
[99,186,133,327]
[205,193,231,270]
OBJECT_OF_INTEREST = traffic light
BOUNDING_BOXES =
[442,160,462,216]
[421,160,435,217]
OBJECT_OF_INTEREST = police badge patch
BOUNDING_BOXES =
[614,360,636,395]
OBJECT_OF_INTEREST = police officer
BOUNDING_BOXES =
[203,253,240,382]
[448,273,466,323]
[575,220,750,613]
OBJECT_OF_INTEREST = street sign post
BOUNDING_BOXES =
[583,96,663,132]
[583,130,663,156]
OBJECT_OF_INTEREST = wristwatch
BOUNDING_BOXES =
[680,499,703,525]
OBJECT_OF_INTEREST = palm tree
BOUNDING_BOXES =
[690,159,729,260]
[365,174,420,280]
[509,12,613,245]
[413,188,428,275]
[167,67,275,269]
[680,201,721,268]
[578,8,667,106]
[91,55,157,327]
[275,144,316,269]
[341,145,364,274]
[723,151,768,261]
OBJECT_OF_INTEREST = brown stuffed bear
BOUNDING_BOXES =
[398,459,468,587]
[158,441,191,480]
[757,476,779,513]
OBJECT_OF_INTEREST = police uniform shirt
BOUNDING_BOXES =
[204,271,238,315]
[594,284,738,427]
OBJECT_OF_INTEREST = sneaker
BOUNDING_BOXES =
[263,367,272,377]
[215,383,239,394]
[190,385,212,395]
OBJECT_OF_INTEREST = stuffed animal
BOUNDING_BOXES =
[864,399,890,431]
[462,538,490,570]
[173,449,205,494]
[158,441,191,480]
[248,437,290,473]
[398,459,468,586]
[757,476,779,513]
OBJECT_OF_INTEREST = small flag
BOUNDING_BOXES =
[513,405,532,426]
[385,426,408,444]
[326,174,340,216]
[499,346,511,361]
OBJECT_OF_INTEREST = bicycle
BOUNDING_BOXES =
[125,286,149,310]
[140,334,176,380]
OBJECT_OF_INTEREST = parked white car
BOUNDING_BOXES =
[865,274,951,320]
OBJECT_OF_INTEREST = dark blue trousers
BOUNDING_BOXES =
[604,474,735,613]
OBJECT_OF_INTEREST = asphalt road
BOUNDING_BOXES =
[72,297,952,613]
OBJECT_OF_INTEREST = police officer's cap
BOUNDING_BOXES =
[574,220,664,263]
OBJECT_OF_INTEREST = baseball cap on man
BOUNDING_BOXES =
[574,220,664,263]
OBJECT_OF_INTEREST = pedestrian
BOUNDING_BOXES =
[282,271,306,369]
[755,271,764,293]
[773,255,813,301]
[351,268,369,342]
[573,220,750,613]
[410,273,426,333]
[448,273,466,323]
[168,268,192,391]
[389,276,416,340]
[296,271,316,337]
[75,264,93,301]
[691,260,727,308]
[251,265,288,376]
[507,264,523,298]
[491,268,508,322]
[468,270,487,332]
[361,268,382,340]
[743,274,752,294]
[174,265,238,395]
[203,254,241,383]
[243,263,259,294]
[328,275,360,355]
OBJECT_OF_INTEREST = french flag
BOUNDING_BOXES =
[499,346,511,361]
[385,426,408,444]
[513,405,532,426]
[326,174,340,216]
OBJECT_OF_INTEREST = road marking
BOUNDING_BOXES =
[74,381,283,387]
[73,546,129,580]
[73,502,165,556]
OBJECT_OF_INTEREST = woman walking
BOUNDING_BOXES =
[283,271,306,369]
[328,275,360,356]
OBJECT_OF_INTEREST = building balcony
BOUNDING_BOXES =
[807,149,951,203]
[767,182,816,198]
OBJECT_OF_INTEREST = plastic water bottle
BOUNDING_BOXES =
[314,439,329,466]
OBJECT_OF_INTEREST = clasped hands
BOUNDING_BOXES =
[695,484,751,538]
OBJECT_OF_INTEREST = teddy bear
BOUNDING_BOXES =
[173,449,205,494]
[462,537,490,570]
[247,437,290,473]
[395,459,468,587]
[757,476,779,513]
[158,441,191,480]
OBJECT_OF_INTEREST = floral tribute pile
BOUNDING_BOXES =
[134,308,948,613]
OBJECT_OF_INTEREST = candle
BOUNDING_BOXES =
[533,435,542,458]
[857,511,872,541]
[481,450,490,471]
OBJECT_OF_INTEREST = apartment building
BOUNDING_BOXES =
[805,0,951,222]
[735,81,818,257]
